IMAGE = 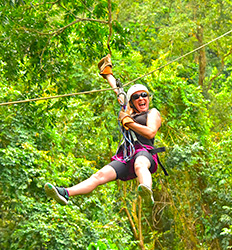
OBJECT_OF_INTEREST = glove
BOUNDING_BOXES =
[118,111,134,130]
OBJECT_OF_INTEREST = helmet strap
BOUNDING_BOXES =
[129,100,140,113]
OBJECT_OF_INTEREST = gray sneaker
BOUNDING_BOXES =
[138,184,154,206]
[44,183,69,205]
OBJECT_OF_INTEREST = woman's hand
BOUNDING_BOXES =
[125,108,161,139]
[118,111,134,130]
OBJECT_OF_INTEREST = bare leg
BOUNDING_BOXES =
[135,155,155,205]
[134,156,152,188]
[67,165,117,196]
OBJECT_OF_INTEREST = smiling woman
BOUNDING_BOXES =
[127,84,150,113]
[44,54,163,207]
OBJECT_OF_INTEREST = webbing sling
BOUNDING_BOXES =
[130,130,169,176]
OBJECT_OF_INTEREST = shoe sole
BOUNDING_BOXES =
[44,183,68,205]
[138,184,154,206]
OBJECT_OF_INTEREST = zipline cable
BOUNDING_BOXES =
[0,29,231,107]
[0,87,119,106]
[123,29,232,87]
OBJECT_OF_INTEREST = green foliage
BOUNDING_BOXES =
[0,143,133,249]
[1,0,232,249]
[220,206,232,249]
[0,0,129,85]
[88,239,130,250]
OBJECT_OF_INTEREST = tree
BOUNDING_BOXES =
[1,0,232,249]
[115,0,232,92]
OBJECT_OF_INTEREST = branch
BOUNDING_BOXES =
[121,182,139,240]
[18,17,108,36]
[47,18,108,36]
[39,36,53,69]
[138,195,145,250]
[207,47,232,90]
[79,0,93,14]
[121,207,139,240]
[25,0,60,10]
[107,0,112,55]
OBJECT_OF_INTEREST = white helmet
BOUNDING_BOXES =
[127,84,149,101]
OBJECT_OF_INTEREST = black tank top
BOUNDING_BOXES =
[131,111,154,146]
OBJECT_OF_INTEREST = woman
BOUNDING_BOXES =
[44,54,161,206]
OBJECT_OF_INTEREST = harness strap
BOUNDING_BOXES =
[130,130,169,176]
[157,156,169,176]
[146,146,169,176]
[149,147,166,155]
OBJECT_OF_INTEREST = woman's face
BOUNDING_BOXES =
[131,90,149,113]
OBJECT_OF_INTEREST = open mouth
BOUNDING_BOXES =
[138,102,146,107]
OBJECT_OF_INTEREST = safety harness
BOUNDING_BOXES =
[130,130,168,176]
[116,79,136,161]
[115,79,168,176]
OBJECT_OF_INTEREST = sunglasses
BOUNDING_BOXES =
[132,92,148,100]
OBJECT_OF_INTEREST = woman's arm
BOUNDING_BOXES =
[105,74,118,95]
[105,74,134,113]
[125,108,161,139]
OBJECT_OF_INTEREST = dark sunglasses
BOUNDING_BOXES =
[132,92,148,100]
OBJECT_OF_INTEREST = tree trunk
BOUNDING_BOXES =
[196,25,206,88]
